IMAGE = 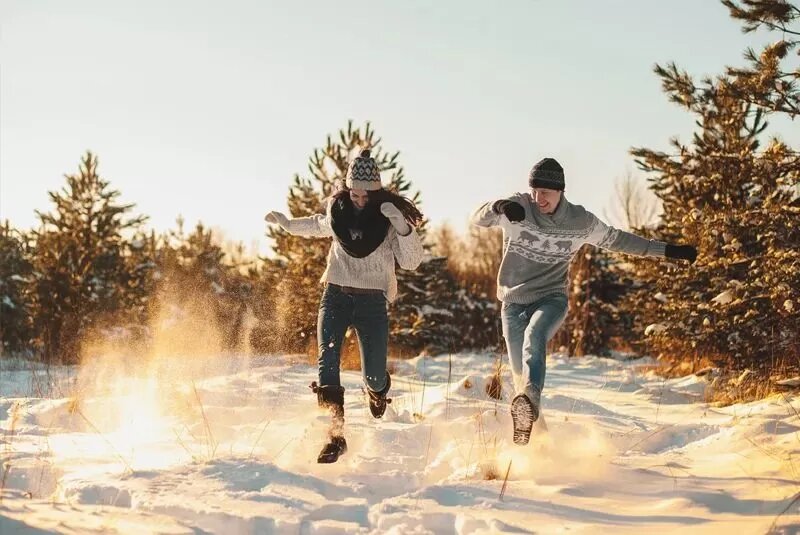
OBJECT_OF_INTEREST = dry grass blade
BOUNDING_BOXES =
[419,359,427,419]
[72,404,134,474]
[0,462,10,503]
[499,459,513,501]
[248,420,271,459]
[272,435,296,462]
[781,393,800,424]
[192,381,217,460]
[626,423,677,451]
[0,402,21,503]
[446,353,453,421]
[423,423,434,470]
[767,490,800,534]
[745,437,787,463]
[486,352,503,402]
[172,428,197,459]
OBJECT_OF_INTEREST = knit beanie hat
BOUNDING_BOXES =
[529,157,565,191]
[346,149,382,191]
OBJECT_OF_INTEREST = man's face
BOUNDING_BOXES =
[531,188,562,214]
[349,188,369,209]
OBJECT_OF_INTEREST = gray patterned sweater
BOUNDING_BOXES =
[470,192,666,304]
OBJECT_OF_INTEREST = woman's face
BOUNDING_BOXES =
[349,188,369,209]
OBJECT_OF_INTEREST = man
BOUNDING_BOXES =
[471,157,696,445]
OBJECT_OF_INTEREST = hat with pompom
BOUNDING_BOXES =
[346,149,382,191]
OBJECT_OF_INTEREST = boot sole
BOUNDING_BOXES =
[511,395,537,445]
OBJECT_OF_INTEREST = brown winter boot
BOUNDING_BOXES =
[367,372,392,419]
[310,382,347,463]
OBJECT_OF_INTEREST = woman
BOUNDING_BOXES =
[265,149,424,463]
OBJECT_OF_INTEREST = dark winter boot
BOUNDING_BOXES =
[367,372,392,419]
[310,382,347,463]
[510,393,539,446]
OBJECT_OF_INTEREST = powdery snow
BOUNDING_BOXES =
[1,352,799,534]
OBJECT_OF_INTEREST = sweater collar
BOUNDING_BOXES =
[551,195,569,224]
[528,193,570,225]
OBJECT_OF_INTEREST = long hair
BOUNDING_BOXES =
[331,184,424,227]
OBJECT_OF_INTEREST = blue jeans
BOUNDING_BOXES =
[501,293,568,405]
[317,284,389,392]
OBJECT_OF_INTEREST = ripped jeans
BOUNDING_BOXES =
[500,293,568,405]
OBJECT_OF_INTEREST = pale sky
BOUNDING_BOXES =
[1,0,795,253]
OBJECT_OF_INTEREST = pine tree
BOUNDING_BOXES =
[391,257,462,354]
[626,1,800,377]
[722,0,800,117]
[30,152,148,363]
[553,245,638,357]
[245,261,282,355]
[428,225,503,352]
[156,218,227,297]
[263,120,422,354]
[553,175,660,357]
[116,229,160,343]
[150,218,256,354]
[0,221,35,355]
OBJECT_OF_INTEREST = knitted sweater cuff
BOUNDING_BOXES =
[650,240,667,258]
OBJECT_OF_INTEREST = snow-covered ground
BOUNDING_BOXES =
[1,351,799,534]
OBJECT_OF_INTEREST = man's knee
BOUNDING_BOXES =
[527,326,550,346]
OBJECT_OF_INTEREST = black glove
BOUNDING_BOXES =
[665,244,698,264]
[492,200,525,222]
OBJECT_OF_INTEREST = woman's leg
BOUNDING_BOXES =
[317,285,353,387]
[314,285,354,463]
[352,292,390,393]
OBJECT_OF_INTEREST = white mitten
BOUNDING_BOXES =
[380,203,411,236]
[264,211,289,229]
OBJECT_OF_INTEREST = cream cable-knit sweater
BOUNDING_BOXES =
[282,203,424,303]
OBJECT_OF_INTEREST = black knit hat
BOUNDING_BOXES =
[346,149,382,191]
[529,158,565,191]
